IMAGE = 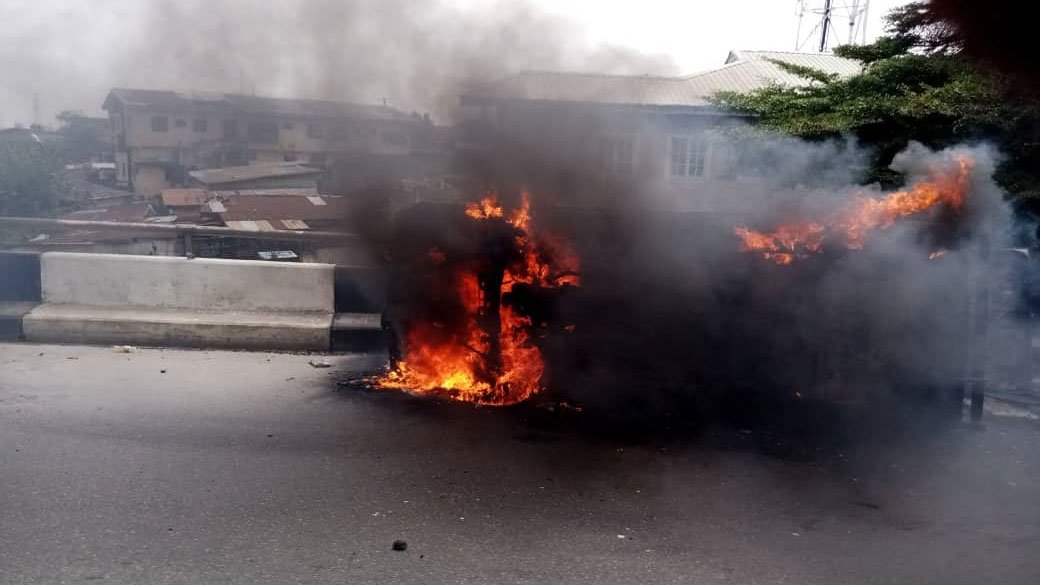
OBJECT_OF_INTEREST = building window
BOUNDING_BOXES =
[150,116,169,132]
[670,135,708,179]
[223,119,239,139]
[192,118,208,133]
[330,123,350,140]
[600,134,635,175]
[382,130,407,146]
[225,151,246,166]
[282,122,295,130]
[174,119,187,128]
[111,114,123,133]
[223,119,239,138]
[309,152,327,164]
[306,123,324,139]
[247,121,279,143]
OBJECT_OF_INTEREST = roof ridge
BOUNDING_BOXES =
[680,59,753,80]
[737,49,844,56]
[514,69,687,82]
[107,87,399,112]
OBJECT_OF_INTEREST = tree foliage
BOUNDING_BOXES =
[713,1,1040,201]
[0,141,62,217]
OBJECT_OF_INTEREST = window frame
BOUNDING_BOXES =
[246,120,279,144]
[222,119,240,139]
[192,118,208,133]
[150,115,169,133]
[599,133,637,176]
[668,134,710,181]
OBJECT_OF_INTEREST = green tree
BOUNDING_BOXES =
[0,141,63,217]
[713,1,1040,202]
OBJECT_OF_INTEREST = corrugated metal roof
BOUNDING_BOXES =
[103,88,413,122]
[161,188,208,207]
[217,195,351,222]
[476,49,861,109]
[225,220,272,232]
[189,162,322,186]
[207,188,320,198]
[225,219,312,231]
[725,50,864,75]
[61,202,155,223]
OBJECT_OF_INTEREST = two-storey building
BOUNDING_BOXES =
[459,50,861,212]
[102,89,423,195]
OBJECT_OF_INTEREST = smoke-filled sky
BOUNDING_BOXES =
[1,0,908,127]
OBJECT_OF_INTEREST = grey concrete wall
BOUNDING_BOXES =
[23,305,331,351]
[39,252,334,312]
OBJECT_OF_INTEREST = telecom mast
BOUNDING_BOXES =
[795,0,870,52]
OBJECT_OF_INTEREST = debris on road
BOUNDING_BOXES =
[112,345,136,354]
[392,540,408,551]
[308,360,332,368]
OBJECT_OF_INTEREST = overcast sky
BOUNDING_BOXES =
[0,0,909,127]
[517,0,910,72]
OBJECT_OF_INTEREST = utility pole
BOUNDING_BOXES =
[818,0,833,52]
[795,0,870,52]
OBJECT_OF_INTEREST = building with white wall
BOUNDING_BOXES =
[459,50,861,212]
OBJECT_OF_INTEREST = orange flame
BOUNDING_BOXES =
[465,197,505,220]
[380,193,579,405]
[735,155,973,264]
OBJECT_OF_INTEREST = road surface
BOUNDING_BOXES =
[2,343,1039,584]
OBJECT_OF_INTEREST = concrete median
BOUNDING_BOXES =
[22,252,338,350]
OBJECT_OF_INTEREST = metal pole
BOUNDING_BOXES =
[848,0,860,43]
[860,1,870,44]
[963,235,993,423]
[819,0,833,52]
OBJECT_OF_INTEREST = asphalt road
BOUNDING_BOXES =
[2,343,1039,585]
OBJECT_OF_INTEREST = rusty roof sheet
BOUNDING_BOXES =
[207,188,320,198]
[189,162,323,186]
[161,188,208,207]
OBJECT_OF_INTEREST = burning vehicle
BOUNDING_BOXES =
[374,146,1004,420]
[379,194,580,405]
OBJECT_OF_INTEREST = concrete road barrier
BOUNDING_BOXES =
[23,253,337,350]
[0,251,42,340]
